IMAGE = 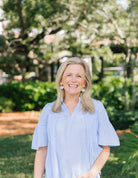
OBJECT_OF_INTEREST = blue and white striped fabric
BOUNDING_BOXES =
[32,98,120,178]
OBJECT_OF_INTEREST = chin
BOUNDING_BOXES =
[67,91,81,96]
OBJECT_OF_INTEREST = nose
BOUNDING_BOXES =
[71,76,77,82]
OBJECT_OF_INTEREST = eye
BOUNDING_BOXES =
[77,75,82,78]
[66,74,71,76]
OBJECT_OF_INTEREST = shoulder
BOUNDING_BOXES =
[92,98,103,107]
[41,101,55,112]
[91,98,106,114]
[44,101,54,108]
[39,101,55,122]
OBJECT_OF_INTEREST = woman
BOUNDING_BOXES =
[32,57,120,178]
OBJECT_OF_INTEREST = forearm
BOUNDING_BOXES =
[34,147,47,178]
[90,146,110,177]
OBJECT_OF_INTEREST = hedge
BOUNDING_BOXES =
[0,76,137,130]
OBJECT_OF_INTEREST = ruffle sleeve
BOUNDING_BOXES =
[31,104,50,150]
[96,100,120,147]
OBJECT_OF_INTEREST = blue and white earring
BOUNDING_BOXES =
[60,85,64,90]
[81,88,85,92]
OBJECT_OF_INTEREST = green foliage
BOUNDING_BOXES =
[3,0,65,29]
[1,0,67,77]
[0,81,57,111]
[92,76,138,129]
[0,76,137,130]
[0,97,15,113]
[131,122,138,135]
[108,110,138,130]
[92,76,126,109]
[0,55,26,76]
[1,0,138,81]
[0,35,8,52]
[118,122,138,178]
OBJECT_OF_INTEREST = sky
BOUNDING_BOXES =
[0,0,129,35]
[117,0,129,9]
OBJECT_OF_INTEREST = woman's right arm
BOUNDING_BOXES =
[34,146,47,178]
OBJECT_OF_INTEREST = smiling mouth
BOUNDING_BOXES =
[68,84,78,88]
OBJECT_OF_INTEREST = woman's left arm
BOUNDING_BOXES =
[77,146,110,178]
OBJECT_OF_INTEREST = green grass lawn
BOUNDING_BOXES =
[0,134,135,178]
[0,135,34,178]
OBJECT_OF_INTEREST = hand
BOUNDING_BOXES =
[77,171,96,178]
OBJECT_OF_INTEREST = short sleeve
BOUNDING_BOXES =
[31,104,50,150]
[96,100,120,147]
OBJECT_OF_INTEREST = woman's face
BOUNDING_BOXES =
[60,64,86,98]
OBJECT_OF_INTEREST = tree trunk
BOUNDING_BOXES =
[51,63,55,82]
[131,54,136,109]
[127,59,132,78]
[98,57,104,82]
[124,48,131,110]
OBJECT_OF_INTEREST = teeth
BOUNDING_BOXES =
[69,84,77,87]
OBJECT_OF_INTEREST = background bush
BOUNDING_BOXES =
[0,76,137,130]
[0,96,15,113]
[0,81,57,111]
[91,76,138,129]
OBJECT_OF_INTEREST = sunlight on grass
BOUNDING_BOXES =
[102,147,135,178]
[0,134,136,178]
[0,134,35,178]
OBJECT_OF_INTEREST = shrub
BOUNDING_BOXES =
[92,76,126,110]
[0,97,15,112]
[0,81,57,111]
[0,77,137,130]
[107,109,137,130]
[92,76,138,130]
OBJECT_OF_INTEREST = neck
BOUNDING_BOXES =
[63,95,80,115]
[64,95,80,105]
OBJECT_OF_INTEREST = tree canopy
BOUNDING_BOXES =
[0,0,137,80]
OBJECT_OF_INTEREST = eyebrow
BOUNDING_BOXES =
[64,72,84,75]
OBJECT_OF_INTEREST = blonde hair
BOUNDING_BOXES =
[52,57,95,113]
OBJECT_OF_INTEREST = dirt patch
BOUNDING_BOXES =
[0,111,132,138]
[0,111,39,137]
[116,129,132,136]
